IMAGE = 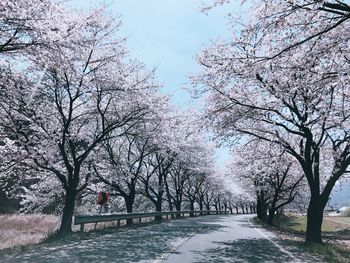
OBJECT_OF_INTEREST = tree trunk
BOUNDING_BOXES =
[175,202,181,218]
[125,196,134,226]
[190,201,195,217]
[305,195,324,243]
[154,202,162,222]
[267,198,277,225]
[256,192,267,221]
[235,206,239,214]
[59,188,76,235]
[164,177,174,219]
[199,199,203,215]
[214,203,218,214]
[267,208,275,225]
[167,197,175,219]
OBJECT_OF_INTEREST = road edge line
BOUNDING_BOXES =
[248,217,301,263]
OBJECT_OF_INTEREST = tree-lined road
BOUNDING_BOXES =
[1,215,321,262]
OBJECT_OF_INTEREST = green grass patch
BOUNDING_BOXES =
[273,214,350,235]
[324,217,350,225]
[293,241,350,263]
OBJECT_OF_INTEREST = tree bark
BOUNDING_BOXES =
[267,198,277,225]
[267,208,275,225]
[125,196,134,226]
[164,175,175,219]
[155,202,162,222]
[189,201,195,217]
[305,195,324,243]
[256,191,267,221]
[59,188,76,235]
[175,202,182,218]
[199,199,204,215]
[205,203,210,211]
[214,203,219,214]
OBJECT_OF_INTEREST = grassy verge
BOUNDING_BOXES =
[255,214,350,263]
[273,214,350,239]
[324,216,350,225]
[0,214,60,250]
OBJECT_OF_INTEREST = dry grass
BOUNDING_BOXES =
[0,213,162,250]
[0,213,172,250]
[0,214,60,250]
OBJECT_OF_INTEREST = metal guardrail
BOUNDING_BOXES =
[74,210,229,232]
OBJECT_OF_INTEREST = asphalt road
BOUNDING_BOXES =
[159,214,321,263]
[0,214,322,263]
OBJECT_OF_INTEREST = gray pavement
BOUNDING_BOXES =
[0,214,322,263]
[160,214,321,263]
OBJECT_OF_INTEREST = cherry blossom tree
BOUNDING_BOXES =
[230,142,305,225]
[137,115,179,221]
[167,115,216,214]
[135,112,218,219]
[0,0,73,54]
[140,151,176,221]
[164,160,188,216]
[137,114,186,220]
[195,0,350,243]
[202,182,215,211]
[0,6,159,235]
[92,96,168,225]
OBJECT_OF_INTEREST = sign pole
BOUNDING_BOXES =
[93,192,110,230]
[94,205,103,230]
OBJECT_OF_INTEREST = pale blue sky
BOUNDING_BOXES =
[72,0,239,166]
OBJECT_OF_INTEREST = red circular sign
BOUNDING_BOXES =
[97,192,110,205]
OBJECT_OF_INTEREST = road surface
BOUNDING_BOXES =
[0,214,321,262]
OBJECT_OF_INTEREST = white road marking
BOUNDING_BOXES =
[153,233,196,263]
[248,218,301,263]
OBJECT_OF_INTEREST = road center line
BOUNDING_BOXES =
[248,218,301,263]
[153,232,197,263]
